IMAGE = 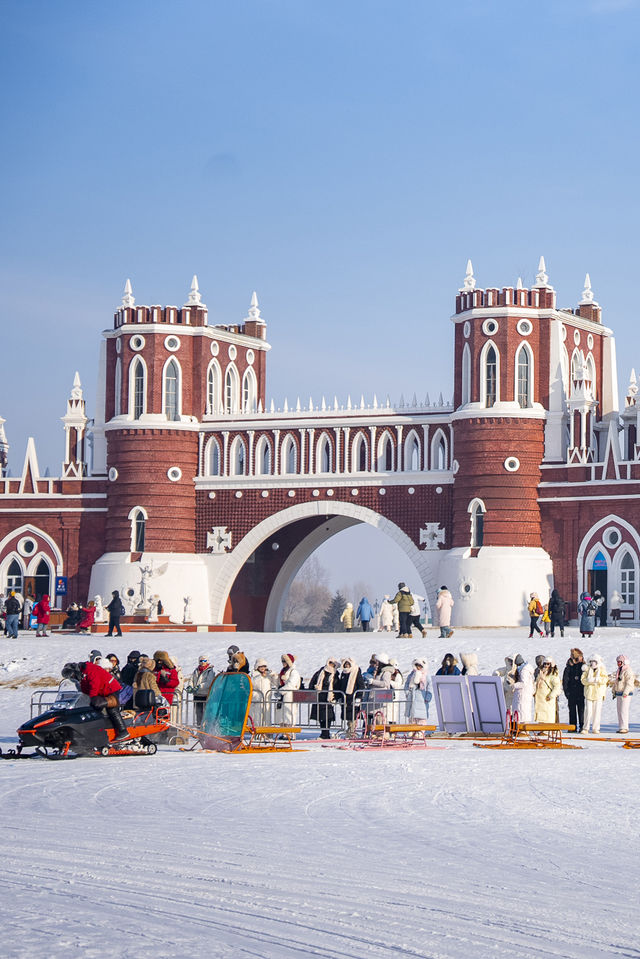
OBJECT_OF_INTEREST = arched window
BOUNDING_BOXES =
[468,498,486,548]
[317,434,332,473]
[242,368,257,413]
[484,344,498,407]
[405,431,421,471]
[231,437,246,475]
[353,432,368,472]
[114,358,122,417]
[585,353,596,395]
[163,358,181,421]
[282,435,297,474]
[206,361,221,414]
[33,557,52,598]
[6,558,23,593]
[128,507,147,552]
[516,343,533,408]
[255,437,271,475]
[461,343,471,406]
[620,551,636,607]
[377,432,394,472]
[430,429,448,470]
[205,438,221,476]
[130,358,146,419]
[224,365,240,413]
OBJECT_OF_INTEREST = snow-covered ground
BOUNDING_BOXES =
[1,627,639,959]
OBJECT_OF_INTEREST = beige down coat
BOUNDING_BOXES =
[581,660,608,702]
[534,670,561,723]
[609,663,635,696]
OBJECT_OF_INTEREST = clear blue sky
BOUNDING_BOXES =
[1,0,639,587]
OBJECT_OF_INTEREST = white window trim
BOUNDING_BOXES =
[206,359,222,415]
[128,356,148,419]
[467,497,487,548]
[127,505,148,552]
[430,428,448,471]
[204,437,221,476]
[281,434,297,475]
[461,342,471,406]
[480,340,500,407]
[230,436,247,476]
[161,356,183,421]
[514,341,534,409]
[315,433,333,473]
[376,431,395,472]
[114,358,122,417]
[242,367,258,413]
[255,436,272,476]
[224,364,240,413]
[352,431,369,472]
[403,429,421,472]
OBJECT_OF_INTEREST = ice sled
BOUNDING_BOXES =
[7,690,170,759]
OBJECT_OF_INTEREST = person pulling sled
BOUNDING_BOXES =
[62,660,129,743]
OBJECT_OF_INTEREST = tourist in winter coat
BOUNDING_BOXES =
[389,583,414,638]
[310,659,340,739]
[593,590,606,627]
[548,589,566,638]
[609,654,635,734]
[408,594,428,638]
[534,659,561,723]
[512,654,535,723]
[379,597,393,631]
[4,591,21,638]
[356,597,373,632]
[106,590,124,638]
[578,592,596,638]
[609,590,622,625]
[460,652,479,676]
[279,653,301,726]
[337,658,365,734]
[527,593,543,637]
[533,654,546,683]
[133,657,161,700]
[250,658,277,727]
[228,650,250,674]
[435,586,454,639]
[494,656,515,710]
[436,653,460,676]
[189,655,216,724]
[78,659,128,741]
[581,654,609,734]
[22,596,33,630]
[153,651,180,705]
[63,602,82,629]
[562,649,585,732]
[541,604,551,637]
[340,603,354,631]
[105,654,121,682]
[404,659,432,722]
[76,601,96,633]
[367,654,397,721]
[34,594,51,637]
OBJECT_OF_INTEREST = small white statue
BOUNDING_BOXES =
[93,595,105,622]
[183,595,193,624]
[148,594,160,623]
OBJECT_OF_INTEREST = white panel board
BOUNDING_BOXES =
[467,675,507,733]
[431,676,474,733]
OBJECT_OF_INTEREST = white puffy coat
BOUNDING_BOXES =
[279,666,301,726]
[436,590,454,627]
[581,660,608,702]
[533,670,561,723]
[512,662,535,722]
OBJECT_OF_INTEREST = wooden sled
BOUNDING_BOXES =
[474,712,581,750]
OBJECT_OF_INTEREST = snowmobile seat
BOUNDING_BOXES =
[134,689,158,710]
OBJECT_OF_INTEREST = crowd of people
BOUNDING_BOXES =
[526,587,621,640]
[341,584,454,639]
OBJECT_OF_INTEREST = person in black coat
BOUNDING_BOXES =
[106,590,124,637]
[562,648,585,733]
[549,589,565,639]
[310,660,340,739]
[337,657,365,735]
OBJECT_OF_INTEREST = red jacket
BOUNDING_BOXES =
[155,665,179,704]
[80,661,122,698]
[34,595,51,624]
[78,606,96,629]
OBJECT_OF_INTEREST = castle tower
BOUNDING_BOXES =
[61,372,88,477]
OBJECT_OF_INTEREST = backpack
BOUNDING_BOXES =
[119,601,126,616]
[586,602,597,617]
[535,600,543,616]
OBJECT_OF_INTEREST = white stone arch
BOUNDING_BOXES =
[281,433,297,475]
[204,436,221,476]
[576,515,640,603]
[377,430,395,472]
[316,432,333,473]
[254,434,272,475]
[161,356,182,421]
[480,339,500,407]
[242,367,258,413]
[206,359,222,414]
[430,428,448,471]
[351,430,369,472]
[585,352,596,394]
[128,505,148,552]
[0,552,26,594]
[461,343,471,406]
[128,356,147,419]
[224,363,240,413]
[404,429,421,471]
[27,551,54,596]
[0,524,63,573]
[467,497,487,548]
[210,500,439,629]
[230,435,247,476]
[514,341,534,408]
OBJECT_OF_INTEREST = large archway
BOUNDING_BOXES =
[212,500,439,631]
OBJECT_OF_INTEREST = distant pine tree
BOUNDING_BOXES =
[321,591,347,632]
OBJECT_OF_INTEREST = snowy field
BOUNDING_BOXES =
[1,627,640,959]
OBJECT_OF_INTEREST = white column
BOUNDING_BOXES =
[248,430,255,476]
[308,428,315,474]
[222,431,229,475]
[334,427,342,473]
[300,429,306,474]
[273,429,281,474]
[396,425,404,471]
[369,426,376,471]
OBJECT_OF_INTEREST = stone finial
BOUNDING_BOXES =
[71,371,83,401]
[122,278,135,309]
[534,256,550,289]
[579,272,599,307]
[186,274,202,306]
[516,277,523,290]
[628,368,638,398]
[460,259,476,292]
[246,291,263,323]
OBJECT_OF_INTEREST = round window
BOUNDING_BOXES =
[326,489,334,497]
[573,329,581,346]
[517,319,533,336]
[379,488,386,496]
[603,527,622,549]
[246,349,255,365]
[287,490,296,498]
[210,341,219,357]
[463,321,471,339]
[504,457,520,472]
[108,467,118,482]
[561,324,567,341]
[261,490,269,498]
[351,488,358,496]
[228,345,237,360]
[459,579,476,599]
[587,333,594,349]
[408,487,415,495]
[164,335,180,352]
[115,338,122,354]
[167,466,182,482]
[482,318,499,336]
[17,537,37,557]
[130,335,145,351]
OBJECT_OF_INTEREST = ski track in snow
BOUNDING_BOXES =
[1,629,640,959]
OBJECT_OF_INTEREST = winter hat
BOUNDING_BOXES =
[440,585,448,591]
[227,644,240,657]
[97,657,113,671]
[154,650,173,667]
[616,654,629,666]
[254,658,268,670]
[127,650,142,662]
[139,657,155,671]
[535,655,545,668]
[198,655,209,664]
[282,653,295,667]
[342,657,354,670]
[543,657,556,667]
[398,582,406,589]
[414,658,427,669]
[232,651,247,671]
[377,651,390,665]
[515,654,525,666]
[389,658,399,668]
[89,649,102,662]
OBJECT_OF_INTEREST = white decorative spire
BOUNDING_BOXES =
[628,368,638,398]
[534,256,550,288]
[186,274,202,306]
[516,276,523,290]
[460,259,476,292]
[71,371,83,401]
[122,278,135,309]
[245,291,263,323]
[580,272,598,306]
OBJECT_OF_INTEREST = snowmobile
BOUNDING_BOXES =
[4,689,170,760]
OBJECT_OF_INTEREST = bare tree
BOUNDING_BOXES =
[282,555,332,628]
